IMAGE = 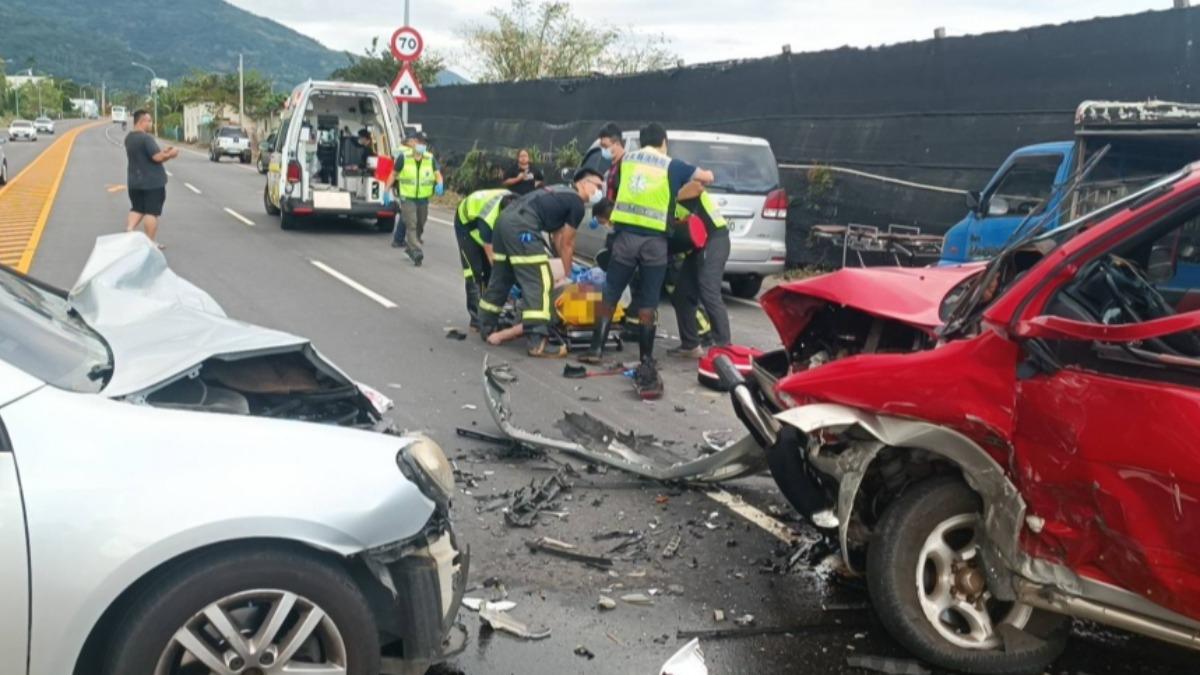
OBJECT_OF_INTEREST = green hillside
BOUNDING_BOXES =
[0,0,348,91]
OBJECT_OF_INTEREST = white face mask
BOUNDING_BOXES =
[415,144,427,155]
[600,146,613,161]
[588,187,603,205]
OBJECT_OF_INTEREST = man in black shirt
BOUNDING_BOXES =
[501,149,544,196]
[124,109,178,247]
[478,169,605,357]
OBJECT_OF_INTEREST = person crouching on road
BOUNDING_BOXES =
[478,169,606,358]
[668,186,733,357]
[124,109,179,248]
[390,132,442,267]
[455,188,516,331]
[580,123,714,400]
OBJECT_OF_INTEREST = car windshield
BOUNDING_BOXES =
[668,140,780,194]
[35,118,50,123]
[219,127,247,138]
[13,121,31,128]
[0,268,112,393]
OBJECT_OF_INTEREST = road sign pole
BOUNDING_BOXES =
[402,0,410,126]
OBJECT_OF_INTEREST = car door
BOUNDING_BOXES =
[1008,208,1200,621]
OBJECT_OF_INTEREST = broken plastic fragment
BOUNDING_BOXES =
[478,605,552,640]
[574,645,596,660]
[713,609,725,622]
[598,595,617,610]
[733,614,755,626]
[462,597,517,613]
[621,593,654,606]
[659,638,707,675]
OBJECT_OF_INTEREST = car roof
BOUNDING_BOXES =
[623,129,771,147]
[12,120,32,124]
[302,80,388,94]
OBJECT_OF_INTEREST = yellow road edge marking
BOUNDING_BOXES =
[13,122,103,273]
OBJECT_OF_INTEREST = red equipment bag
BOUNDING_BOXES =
[698,344,763,391]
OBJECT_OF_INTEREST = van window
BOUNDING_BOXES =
[219,127,247,138]
[987,155,1061,216]
[668,140,780,194]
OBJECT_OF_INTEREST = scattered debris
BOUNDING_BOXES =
[526,537,614,569]
[487,363,519,384]
[461,598,516,613]
[562,364,588,379]
[386,383,403,390]
[678,616,869,641]
[505,466,572,527]
[659,638,707,675]
[734,614,756,626]
[701,429,737,452]
[478,605,551,641]
[620,593,655,606]
[661,534,682,559]
[445,328,468,341]
[456,427,511,445]
[674,405,687,413]
[713,610,725,622]
[666,584,685,596]
[462,404,478,411]
[579,395,603,403]
[574,645,596,660]
[655,495,670,505]
[845,655,932,675]
[598,595,617,610]
[606,631,623,646]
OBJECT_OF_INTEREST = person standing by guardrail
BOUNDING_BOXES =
[502,149,543,196]
[124,109,178,249]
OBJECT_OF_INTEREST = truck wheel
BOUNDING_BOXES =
[241,151,251,164]
[728,275,763,299]
[101,546,380,675]
[264,186,281,216]
[867,478,1067,675]
[280,210,296,231]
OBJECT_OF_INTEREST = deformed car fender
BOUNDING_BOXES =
[775,403,1083,595]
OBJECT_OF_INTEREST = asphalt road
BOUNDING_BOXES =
[1,118,88,180]
[24,124,1200,675]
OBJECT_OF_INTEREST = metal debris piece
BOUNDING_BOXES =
[620,593,654,606]
[525,537,614,569]
[659,638,707,675]
[488,363,519,384]
[701,429,737,452]
[483,357,766,482]
[845,655,932,675]
[734,614,755,626]
[478,605,551,640]
[456,427,511,445]
[661,533,682,559]
[445,328,468,341]
[667,584,685,596]
[574,645,596,660]
[505,466,572,527]
[461,597,516,613]
[598,595,617,610]
[713,610,725,622]
[677,616,869,641]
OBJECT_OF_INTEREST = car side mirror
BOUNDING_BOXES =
[1015,310,1200,343]
[965,190,981,212]
[986,196,1010,217]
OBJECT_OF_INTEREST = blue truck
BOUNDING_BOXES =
[940,100,1200,270]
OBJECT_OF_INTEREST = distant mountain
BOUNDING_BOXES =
[0,0,348,91]
[434,70,471,87]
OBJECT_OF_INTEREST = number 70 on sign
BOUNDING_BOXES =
[390,26,424,61]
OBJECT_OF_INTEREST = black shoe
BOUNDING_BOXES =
[634,360,664,400]
[637,322,658,364]
[579,317,612,364]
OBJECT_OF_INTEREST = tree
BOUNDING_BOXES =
[330,37,447,90]
[460,0,677,82]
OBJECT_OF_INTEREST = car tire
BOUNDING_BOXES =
[101,545,381,675]
[867,478,1068,675]
[264,186,281,216]
[728,275,763,299]
[241,151,251,164]
[0,160,7,186]
[280,210,297,230]
[258,158,268,174]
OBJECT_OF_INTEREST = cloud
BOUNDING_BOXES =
[227,0,1168,77]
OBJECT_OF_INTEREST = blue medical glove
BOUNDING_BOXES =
[435,183,445,196]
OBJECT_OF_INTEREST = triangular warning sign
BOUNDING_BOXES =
[391,65,427,104]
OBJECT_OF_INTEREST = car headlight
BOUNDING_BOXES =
[399,435,454,500]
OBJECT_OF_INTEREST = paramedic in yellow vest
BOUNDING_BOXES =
[580,123,713,398]
[669,188,732,356]
[390,132,443,267]
[455,188,516,330]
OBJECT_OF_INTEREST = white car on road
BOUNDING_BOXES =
[8,120,37,142]
[0,234,467,675]
[34,117,54,134]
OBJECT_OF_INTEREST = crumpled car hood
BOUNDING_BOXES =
[760,264,983,348]
[69,233,311,398]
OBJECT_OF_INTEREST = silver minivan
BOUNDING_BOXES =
[264,80,406,231]
[576,130,788,298]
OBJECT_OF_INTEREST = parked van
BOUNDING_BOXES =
[576,130,788,298]
[111,106,127,127]
[263,80,405,231]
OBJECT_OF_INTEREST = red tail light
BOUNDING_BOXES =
[762,189,789,220]
[286,160,302,184]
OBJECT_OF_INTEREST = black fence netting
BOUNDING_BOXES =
[416,7,1200,265]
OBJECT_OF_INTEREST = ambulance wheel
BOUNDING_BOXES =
[729,275,763,299]
[264,186,281,216]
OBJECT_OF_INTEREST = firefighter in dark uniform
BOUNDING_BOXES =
[455,188,516,330]
[669,188,732,355]
[478,169,606,357]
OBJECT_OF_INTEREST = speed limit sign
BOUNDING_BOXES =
[390,26,424,61]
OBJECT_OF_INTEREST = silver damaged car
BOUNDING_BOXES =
[0,233,467,675]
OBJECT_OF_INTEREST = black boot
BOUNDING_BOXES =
[638,322,657,364]
[578,317,612,364]
[635,324,664,399]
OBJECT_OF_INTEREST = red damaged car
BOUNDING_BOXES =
[719,167,1200,673]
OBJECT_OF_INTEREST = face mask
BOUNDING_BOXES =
[588,188,603,205]
[415,144,427,155]
[600,146,613,161]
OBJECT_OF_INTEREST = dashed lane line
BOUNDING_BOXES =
[224,207,255,227]
[309,260,398,309]
[184,182,202,194]
[704,488,800,544]
[0,122,103,272]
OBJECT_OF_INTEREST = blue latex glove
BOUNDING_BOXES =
[520,231,535,244]
[435,183,445,196]
[588,217,600,230]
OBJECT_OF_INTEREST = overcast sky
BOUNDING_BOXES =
[228,0,1172,78]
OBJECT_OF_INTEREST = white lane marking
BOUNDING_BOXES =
[725,295,760,308]
[704,488,799,544]
[184,182,202,194]
[165,169,173,177]
[224,207,255,227]
[309,260,397,309]
[428,215,454,227]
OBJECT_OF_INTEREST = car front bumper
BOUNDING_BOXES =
[216,146,249,155]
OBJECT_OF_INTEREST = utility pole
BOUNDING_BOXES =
[132,62,159,135]
[402,0,410,127]
[238,53,244,125]
[101,80,106,116]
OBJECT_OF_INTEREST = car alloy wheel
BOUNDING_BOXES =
[153,588,348,675]
[915,513,1033,650]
